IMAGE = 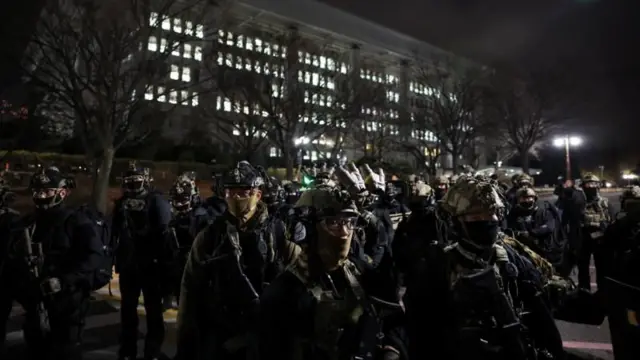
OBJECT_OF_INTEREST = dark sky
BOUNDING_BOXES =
[320,0,639,166]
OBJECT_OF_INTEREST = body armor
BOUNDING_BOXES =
[584,198,610,228]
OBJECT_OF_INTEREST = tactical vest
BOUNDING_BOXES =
[447,244,530,359]
[288,255,364,360]
[584,198,610,228]
[122,196,151,238]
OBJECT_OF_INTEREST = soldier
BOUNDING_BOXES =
[404,176,565,360]
[432,176,449,201]
[175,161,299,360]
[258,187,407,360]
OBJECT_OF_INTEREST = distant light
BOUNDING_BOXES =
[552,138,565,147]
[553,136,582,147]
[569,136,582,146]
[605,182,612,188]
[622,174,638,180]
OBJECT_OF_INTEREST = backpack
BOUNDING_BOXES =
[72,205,113,291]
[542,201,567,263]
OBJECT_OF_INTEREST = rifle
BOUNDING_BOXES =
[24,227,50,335]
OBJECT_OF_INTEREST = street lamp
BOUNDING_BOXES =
[622,173,637,186]
[553,135,582,181]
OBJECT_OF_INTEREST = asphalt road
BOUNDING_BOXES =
[4,192,622,359]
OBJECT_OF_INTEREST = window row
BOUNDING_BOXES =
[362,107,399,119]
[386,91,399,103]
[411,130,438,142]
[298,71,335,90]
[300,113,347,128]
[409,82,437,96]
[231,128,267,138]
[304,92,334,108]
[170,65,192,82]
[144,86,199,106]
[148,37,202,60]
[361,122,399,135]
[149,12,204,38]
[297,51,348,74]
[293,136,335,147]
[270,148,335,161]
[218,30,286,59]
[217,53,285,78]
[360,69,388,84]
[216,97,270,117]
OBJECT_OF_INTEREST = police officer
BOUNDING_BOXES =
[167,172,210,307]
[0,172,20,356]
[175,161,298,360]
[577,173,614,291]
[112,162,173,360]
[507,187,563,267]
[259,187,407,360]
[405,176,565,360]
[14,167,102,360]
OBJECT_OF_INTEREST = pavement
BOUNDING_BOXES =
[4,191,622,359]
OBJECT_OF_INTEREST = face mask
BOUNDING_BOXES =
[584,188,598,198]
[462,220,500,248]
[518,201,535,210]
[226,195,259,220]
[316,220,354,271]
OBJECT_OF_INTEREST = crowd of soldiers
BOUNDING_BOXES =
[0,159,638,360]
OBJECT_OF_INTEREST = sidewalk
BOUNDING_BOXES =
[93,271,178,323]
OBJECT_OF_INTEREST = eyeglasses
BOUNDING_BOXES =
[322,217,357,230]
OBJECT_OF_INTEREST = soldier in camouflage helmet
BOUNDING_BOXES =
[405,176,565,359]
[259,187,407,360]
[432,175,449,201]
[505,173,533,206]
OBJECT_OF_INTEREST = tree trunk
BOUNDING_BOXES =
[284,146,294,180]
[520,151,530,175]
[451,150,459,171]
[92,146,115,214]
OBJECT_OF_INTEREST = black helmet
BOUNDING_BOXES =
[222,161,264,189]
[122,161,146,194]
[30,167,71,209]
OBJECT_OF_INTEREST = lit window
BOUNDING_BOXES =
[328,59,335,71]
[271,83,280,98]
[264,42,271,55]
[147,36,158,51]
[194,46,202,61]
[160,38,167,52]
[226,32,234,46]
[312,56,319,66]
[144,86,154,100]
[255,38,262,52]
[236,35,244,48]
[304,72,310,84]
[233,129,240,136]
[223,98,231,111]
[157,86,166,102]
[149,12,158,27]
[173,18,182,33]
[340,63,347,74]
[195,24,204,38]
[304,53,311,64]
[216,96,222,110]
[217,52,223,65]
[169,90,177,104]
[254,60,261,73]
[311,73,319,86]
[244,58,251,71]
[327,78,335,90]
[184,44,192,58]
[181,67,191,82]
[319,56,326,68]
[225,53,232,66]
[235,56,242,70]
[273,43,279,55]
[184,21,193,36]
[181,90,189,103]
[162,17,171,30]
[191,94,199,106]
[170,65,180,80]
[281,45,287,58]
[172,44,180,56]
[270,147,277,157]
[246,37,253,50]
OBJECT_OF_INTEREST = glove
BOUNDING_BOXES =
[336,163,366,194]
[40,277,62,295]
[363,164,385,191]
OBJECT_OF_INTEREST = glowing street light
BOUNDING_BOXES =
[553,135,582,181]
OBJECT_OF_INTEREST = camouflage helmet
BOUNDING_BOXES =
[414,182,433,197]
[516,187,537,199]
[517,173,533,184]
[441,176,505,217]
[295,187,359,218]
[435,175,449,185]
[582,173,600,183]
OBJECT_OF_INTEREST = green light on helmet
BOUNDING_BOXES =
[301,174,315,188]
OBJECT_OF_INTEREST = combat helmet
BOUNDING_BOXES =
[440,176,505,217]
[295,187,358,218]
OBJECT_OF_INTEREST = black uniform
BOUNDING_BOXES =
[112,165,173,360]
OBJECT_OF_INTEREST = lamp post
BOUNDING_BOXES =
[553,135,582,181]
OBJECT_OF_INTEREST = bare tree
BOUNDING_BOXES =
[18,0,222,211]
[0,99,29,156]
[484,69,566,173]
[411,59,487,170]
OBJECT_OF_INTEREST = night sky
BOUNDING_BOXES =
[1,0,638,173]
